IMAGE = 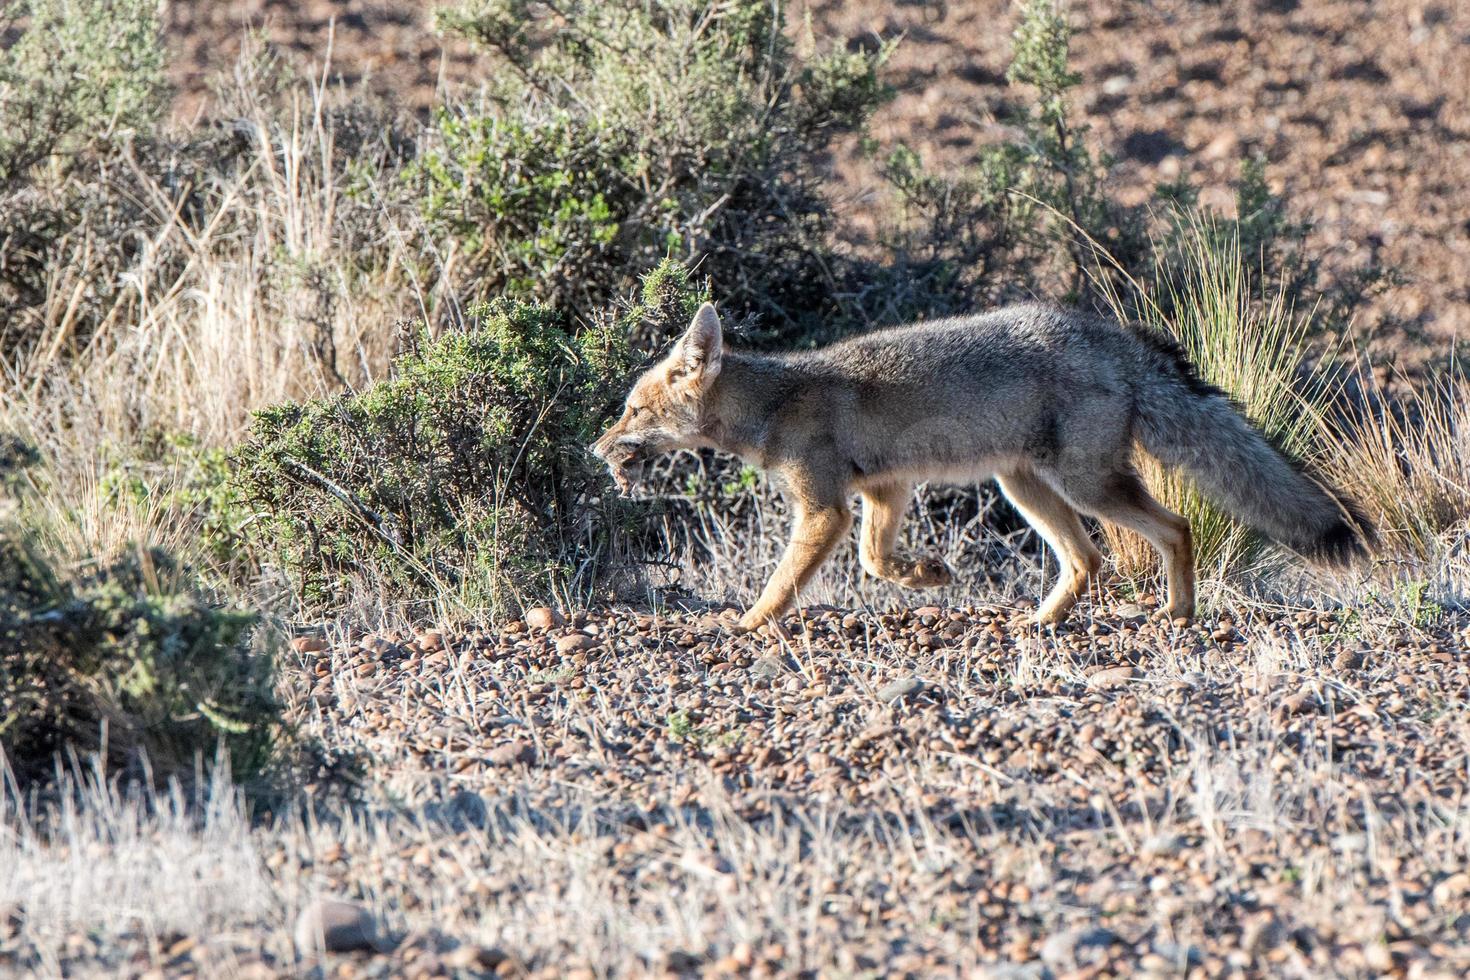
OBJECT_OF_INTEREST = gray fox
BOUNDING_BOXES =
[591,302,1372,629]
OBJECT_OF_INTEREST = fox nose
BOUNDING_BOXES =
[590,432,634,461]
[590,431,617,460]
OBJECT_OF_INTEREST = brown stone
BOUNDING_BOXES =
[526,607,564,630]
[293,898,381,954]
[556,633,595,654]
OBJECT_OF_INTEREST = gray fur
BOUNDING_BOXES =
[702,303,1370,562]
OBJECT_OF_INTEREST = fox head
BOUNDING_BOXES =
[591,301,724,495]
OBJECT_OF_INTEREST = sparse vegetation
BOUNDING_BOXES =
[232,293,638,617]
[1,476,279,787]
[0,0,1467,974]
[420,0,891,331]
[1097,215,1333,580]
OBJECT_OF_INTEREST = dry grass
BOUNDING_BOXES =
[11,74,421,446]
[4,24,1470,980]
[1095,219,1337,581]
[3,559,1468,975]
[1318,366,1470,562]
[0,71,445,598]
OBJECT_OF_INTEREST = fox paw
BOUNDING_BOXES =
[735,613,792,641]
[1029,605,1072,627]
[897,556,953,589]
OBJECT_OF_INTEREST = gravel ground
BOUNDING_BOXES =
[7,595,1468,977]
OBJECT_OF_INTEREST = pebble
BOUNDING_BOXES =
[556,634,594,655]
[1141,833,1187,858]
[1040,925,1116,965]
[1115,603,1148,622]
[750,655,788,679]
[877,677,925,702]
[489,740,536,766]
[149,597,1467,979]
[294,898,381,954]
[1088,665,1138,690]
[1433,872,1470,904]
[526,607,564,630]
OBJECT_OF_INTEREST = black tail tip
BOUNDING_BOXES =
[1306,501,1376,568]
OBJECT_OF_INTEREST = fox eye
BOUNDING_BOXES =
[628,405,645,418]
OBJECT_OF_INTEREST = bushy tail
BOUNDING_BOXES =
[1128,328,1374,566]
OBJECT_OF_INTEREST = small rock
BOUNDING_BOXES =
[1433,871,1470,904]
[291,636,328,654]
[877,677,925,703]
[489,740,536,766]
[294,898,380,954]
[1040,925,1115,966]
[1151,942,1203,966]
[556,634,594,655]
[1243,915,1285,954]
[525,607,564,630]
[1115,603,1147,622]
[1278,691,1318,716]
[444,944,508,970]
[1141,832,1186,858]
[363,635,396,656]
[750,655,788,680]
[1088,666,1138,690]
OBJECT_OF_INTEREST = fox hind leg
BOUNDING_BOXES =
[1052,465,1195,622]
[997,469,1103,625]
[859,483,953,588]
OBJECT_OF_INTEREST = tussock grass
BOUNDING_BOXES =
[1096,217,1339,583]
[1317,366,1470,563]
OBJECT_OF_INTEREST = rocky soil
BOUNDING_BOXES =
[7,2,1465,975]
[161,0,1470,352]
[9,598,1468,977]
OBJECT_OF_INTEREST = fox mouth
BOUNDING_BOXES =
[610,464,633,496]
[611,456,648,496]
[602,453,646,497]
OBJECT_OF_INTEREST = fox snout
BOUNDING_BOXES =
[590,432,647,496]
[589,300,724,498]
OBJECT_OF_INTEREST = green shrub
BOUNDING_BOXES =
[0,521,278,787]
[873,0,1146,316]
[0,0,166,187]
[0,0,171,361]
[230,267,697,613]
[416,0,890,336]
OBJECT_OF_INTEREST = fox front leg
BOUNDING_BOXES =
[738,503,852,633]
[858,482,955,588]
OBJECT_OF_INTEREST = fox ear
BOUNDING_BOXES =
[672,302,723,384]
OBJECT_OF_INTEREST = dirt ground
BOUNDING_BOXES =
[162,0,1470,349]
[8,599,1470,977]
